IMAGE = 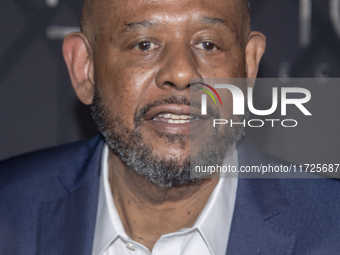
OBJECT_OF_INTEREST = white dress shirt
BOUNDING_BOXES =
[92,144,238,255]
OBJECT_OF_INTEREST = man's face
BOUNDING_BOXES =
[90,0,248,187]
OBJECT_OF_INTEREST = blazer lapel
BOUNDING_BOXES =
[226,138,297,255]
[37,136,105,255]
[36,136,297,254]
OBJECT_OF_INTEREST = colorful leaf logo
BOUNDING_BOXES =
[197,82,223,106]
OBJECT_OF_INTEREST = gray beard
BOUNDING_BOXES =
[91,84,246,188]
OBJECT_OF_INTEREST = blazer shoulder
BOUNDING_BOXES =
[0,136,104,254]
[279,176,340,205]
[0,135,103,195]
[0,139,87,173]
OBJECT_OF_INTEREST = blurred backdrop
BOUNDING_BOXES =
[0,0,340,163]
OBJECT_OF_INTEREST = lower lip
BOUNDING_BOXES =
[144,119,205,133]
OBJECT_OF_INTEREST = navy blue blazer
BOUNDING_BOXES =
[1,135,340,255]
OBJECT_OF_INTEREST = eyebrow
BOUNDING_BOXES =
[198,15,232,33]
[118,20,155,36]
[118,15,232,37]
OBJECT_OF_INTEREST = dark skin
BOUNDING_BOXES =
[63,0,266,251]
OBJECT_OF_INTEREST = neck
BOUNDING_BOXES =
[108,150,219,251]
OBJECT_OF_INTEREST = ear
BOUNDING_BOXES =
[245,31,266,79]
[63,32,94,105]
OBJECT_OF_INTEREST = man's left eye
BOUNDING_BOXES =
[133,41,158,52]
[195,42,218,51]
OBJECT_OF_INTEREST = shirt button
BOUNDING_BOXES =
[126,242,135,251]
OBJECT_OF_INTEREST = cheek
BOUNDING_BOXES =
[94,55,157,127]
[220,48,246,78]
[197,48,246,78]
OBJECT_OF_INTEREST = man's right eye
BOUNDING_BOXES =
[133,41,158,52]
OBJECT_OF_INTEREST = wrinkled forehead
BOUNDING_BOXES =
[82,0,248,40]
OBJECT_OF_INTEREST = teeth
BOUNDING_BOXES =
[179,120,189,124]
[168,119,190,124]
[152,113,200,123]
[180,115,189,120]
[170,114,180,120]
[159,113,192,120]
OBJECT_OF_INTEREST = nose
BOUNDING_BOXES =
[155,45,202,91]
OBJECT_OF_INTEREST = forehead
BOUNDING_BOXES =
[92,0,244,33]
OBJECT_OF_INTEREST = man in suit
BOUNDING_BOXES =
[1,0,340,254]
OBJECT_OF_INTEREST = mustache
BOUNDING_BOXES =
[134,95,220,123]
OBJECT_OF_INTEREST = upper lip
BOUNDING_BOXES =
[143,105,210,120]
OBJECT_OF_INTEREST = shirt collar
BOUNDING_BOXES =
[193,143,238,255]
[92,145,121,255]
[92,144,238,255]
